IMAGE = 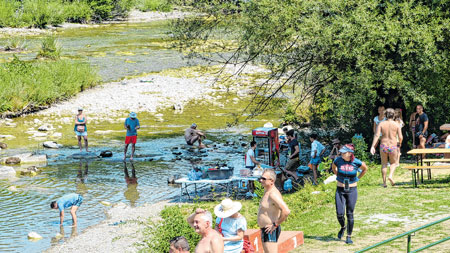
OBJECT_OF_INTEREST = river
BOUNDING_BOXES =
[0,20,280,252]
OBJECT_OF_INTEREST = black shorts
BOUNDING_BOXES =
[261,226,281,243]
[415,131,428,145]
[246,166,255,170]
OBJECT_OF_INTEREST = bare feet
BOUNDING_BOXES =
[199,144,206,148]
[388,177,395,186]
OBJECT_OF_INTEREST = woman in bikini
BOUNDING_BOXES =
[394,109,404,163]
[370,108,403,187]
[74,108,89,152]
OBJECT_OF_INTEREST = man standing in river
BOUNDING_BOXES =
[124,112,140,161]
[187,208,224,253]
[258,169,291,253]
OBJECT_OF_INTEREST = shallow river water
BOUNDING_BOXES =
[0,20,280,252]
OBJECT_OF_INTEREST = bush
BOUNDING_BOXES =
[37,36,61,60]
[64,1,93,23]
[0,0,18,27]
[0,56,99,114]
[352,134,369,162]
[136,0,173,12]
[142,206,200,252]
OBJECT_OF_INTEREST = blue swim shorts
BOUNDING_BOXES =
[310,156,321,165]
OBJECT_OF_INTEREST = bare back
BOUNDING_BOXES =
[379,120,400,146]
[257,188,281,228]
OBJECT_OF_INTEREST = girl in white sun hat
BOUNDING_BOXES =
[214,198,247,253]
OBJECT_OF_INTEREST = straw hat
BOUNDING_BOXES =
[214,198,242,218]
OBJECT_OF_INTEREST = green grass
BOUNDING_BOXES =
[135,0,173,12]
[141,162,450,252]
[0,56,99,114]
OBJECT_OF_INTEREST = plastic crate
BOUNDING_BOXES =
[207,169,233,180]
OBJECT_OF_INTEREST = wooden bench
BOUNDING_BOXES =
[403,165,450,187]
[244,228,304,252]
[422,158,450,163]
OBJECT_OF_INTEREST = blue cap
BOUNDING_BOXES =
[129,112,137,118]
[339,146,354,153]
[191,123,197,128]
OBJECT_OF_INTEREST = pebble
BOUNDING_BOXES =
[27,232,43,240]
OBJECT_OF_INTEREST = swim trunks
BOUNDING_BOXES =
[261,226,281,243]
[380,144,398,154]
[125,135,137,144]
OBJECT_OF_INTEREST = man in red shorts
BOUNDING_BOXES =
[124,112,140,161]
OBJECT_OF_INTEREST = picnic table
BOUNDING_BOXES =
[405,148,450,187]
[175,176,260,202]
[440,124,450,131]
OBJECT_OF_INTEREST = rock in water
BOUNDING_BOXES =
[43,141,62,149]
[5,157,20,164]
[0,142,7,149]
[100,201,111,206]
[7,186,17,192]
[0,166,16,178]
[100,150,113,157]
[27,232,43,241]
[20,155,47,164]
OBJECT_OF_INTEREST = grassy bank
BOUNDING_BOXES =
[141,163,450,252]
[0,0,174,28]
[0,56,99,115]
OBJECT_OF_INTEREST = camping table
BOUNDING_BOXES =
[440,124,450,131]
[406,148,450,186]
[175,177,234,202]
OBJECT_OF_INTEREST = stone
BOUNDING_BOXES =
[43,141,62,149]
[33,119,42,124]
[0,166,16,178]
[100,150,113,158]
[0,135,15,139]
[27,232,43,241]
[7,186,17,192]
[173,103,183,111]
[100,201,111,206]
[203,140,213,145]
[21,155,47,164]
[32,132,47,138]
[0,142,7,149]
[38,124,53,131]
[172,151,182,155]
[5,157,21,164]
[20,166,41,176]
[51,132,62,138]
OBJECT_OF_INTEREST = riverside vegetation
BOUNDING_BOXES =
[141,162,450,252]
[0,37,98,115]
[0,0,174,28]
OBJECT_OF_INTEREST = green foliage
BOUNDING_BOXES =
[142,206,200,253]
[64,1,93,23]
[4,37,28,51]
[0,56,99,114]
[135,0,173,12]
[37,36,61,60]
[172,0,450,137]
[252,180,264,204]
[352,134,369,161]
[282,105,299,124]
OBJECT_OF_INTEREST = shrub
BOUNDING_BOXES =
[4,37,28,51]
[352,133,369,161]
[0,0,18,27]
[64,1,93,23]
[142,206,200,252]
[37,36,61,60]
[136,0,173,12]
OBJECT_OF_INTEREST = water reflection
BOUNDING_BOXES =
[76,160,89,195]
[50,225,78,245]
[123,162,139,207]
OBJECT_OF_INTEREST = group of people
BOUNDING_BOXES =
[179,168,290,253]
[74,109,141,160]
[369,104,432,187]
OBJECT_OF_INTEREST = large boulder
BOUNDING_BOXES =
[0,166,16,178]
[0,142,7,149]
[43,141,62,149]
[20,166,42,176]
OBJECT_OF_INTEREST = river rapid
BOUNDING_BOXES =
[0,20,281,252]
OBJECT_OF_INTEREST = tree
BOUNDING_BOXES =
[172,0,450,137]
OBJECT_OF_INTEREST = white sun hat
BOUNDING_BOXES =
[214,198,242,218]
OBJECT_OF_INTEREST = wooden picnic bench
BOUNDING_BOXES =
[406,148,450,187]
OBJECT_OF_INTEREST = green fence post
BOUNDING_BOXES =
[407,234,412,252]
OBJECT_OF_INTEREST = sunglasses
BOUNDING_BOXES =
[259,177,271,181]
